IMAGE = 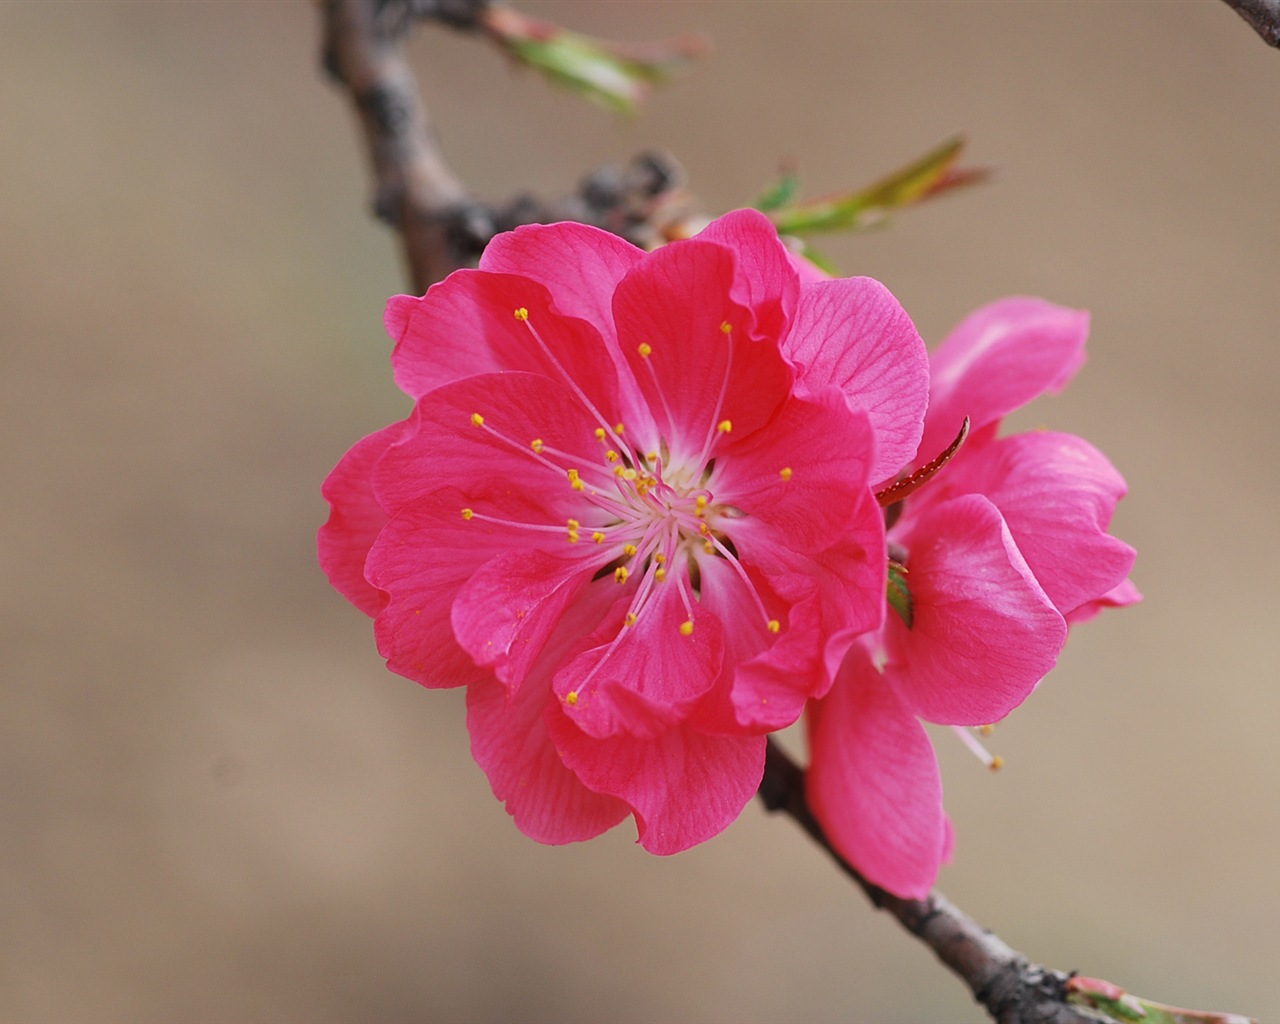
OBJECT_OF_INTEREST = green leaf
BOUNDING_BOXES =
[766,135,993,237]
[886,560,913,629]
[1065,976,1257,1024]
[481,6,707,115]
[753,169,801,213]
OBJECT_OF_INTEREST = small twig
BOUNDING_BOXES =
[758,740,1108,1024]
[1219,0,1280,46]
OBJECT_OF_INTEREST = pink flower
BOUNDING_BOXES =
[807,298,1139,898]
[319,210,932,853]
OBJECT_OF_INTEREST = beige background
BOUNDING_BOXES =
[2,2,1278,1021]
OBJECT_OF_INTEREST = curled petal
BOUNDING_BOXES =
[808,644,947,900]
[782,277,929,483]
[546,706,766,855]
[317,421,404,617]
[937,431,1137,617]
[1066,578,1143,625]
[694,208,800,343]
[921,297,1089,463]
[889,494,1066,725]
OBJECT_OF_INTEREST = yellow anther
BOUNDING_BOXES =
[646,452,658,463]
[594,427,606,441]
[567,518,580,529]
[624,612,638,627]
[679,620,694,637]
[703,540,715,554]
[591,531,606,544]
[719,321,732,334]
[621,468,638,481]
[699,522,710,535]
[613,465,626,478]
[637,343,652,358]
[623,544,638,557]
[461,508,474,520]
[615,423,625,435]
[530,438,544,453]
[779,466,793,481]
[605,450,618,462]
[654,567,667,582]
[694,495,708,516]
[989,755,1005,773]
[614,566,630,584]
[654,553,666,564]
[978,724,995,736]
[566,530,580,544]
[717,419,732,434]
[566,690,578,706]
[470,412,485,427]
[567,469,584,491]
[767,619,781,634]
[513,307,529,321]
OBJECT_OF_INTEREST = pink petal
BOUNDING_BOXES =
[612,238,793,462]
[807,644,946,899]
[920,298,1089,465]
[477,220,644,342]
[712,390,879,558]
[940,431,1136,617]
[370,371,607,520]
[694,208,800,344]
[889,494,1067,726]
[385,270,620,411]
[782,277,929,483]
[452,548,594,692]
[317,421,403,617]
[546,707,766,855]
[466,592,631,844]
[366,491,509,689]
[1066,577,1143,625]
[552,574,725,740]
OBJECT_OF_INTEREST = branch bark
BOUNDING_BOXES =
[758,740,1108,1024]
[1219,0,1280,46]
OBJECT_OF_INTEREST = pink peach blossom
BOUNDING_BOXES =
[808,297,1138,898]
[320,210,931,853]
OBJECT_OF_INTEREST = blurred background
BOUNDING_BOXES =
[2,2,1278,1021]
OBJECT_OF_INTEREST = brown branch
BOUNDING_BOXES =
[1219,0,1280,46]
[321,0,697,292]
[317,5,1247,1022]
[758,740,1108,1024]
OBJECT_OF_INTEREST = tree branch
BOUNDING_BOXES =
[1219,0,1280,45]
[317,5,1254,1023]
[757,740,1108,1024]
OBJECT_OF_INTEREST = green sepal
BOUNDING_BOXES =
[1065,975,1256,1024]
[753,170,801,213]
[886,560,913,630]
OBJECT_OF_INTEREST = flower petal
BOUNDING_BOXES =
[889,494,1066,725]
[477,220,644,343]
[1066,577,1143,625]
[453,548,594,692]
[782,277,929,483]
[553,574,725,740]
[807,644,946,900]
[466,591,631,843]
[613,238,793,461]
[939,431,1137,617]
[712,390,879,558]
[318,421,403,616]
[386,270,620,413]
[920,298,1089,464]
[546,707,765,855]
[694,208,800,344]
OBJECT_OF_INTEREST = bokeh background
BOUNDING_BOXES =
[3,2,1278,1021]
